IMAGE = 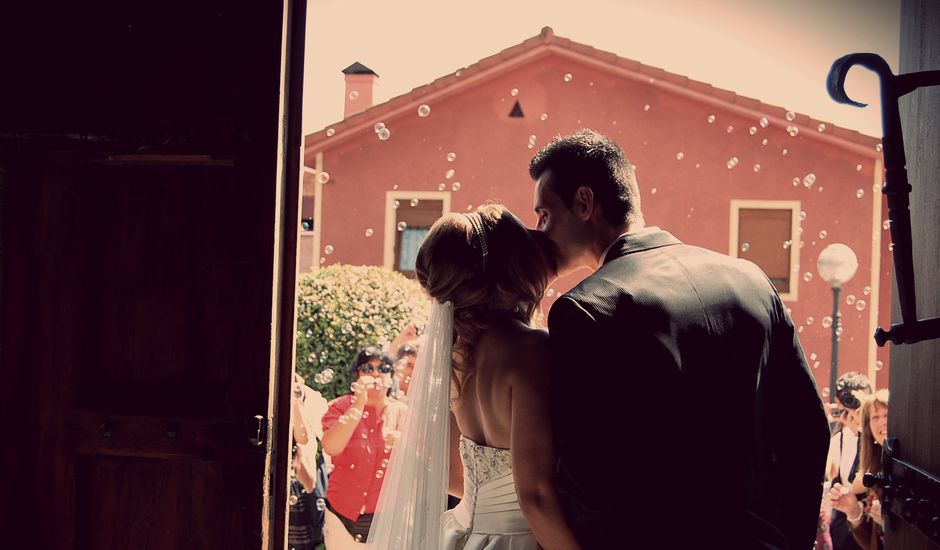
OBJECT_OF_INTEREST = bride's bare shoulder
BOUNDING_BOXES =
[477,323,550,375]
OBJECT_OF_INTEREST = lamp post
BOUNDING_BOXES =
[817,243,859,401]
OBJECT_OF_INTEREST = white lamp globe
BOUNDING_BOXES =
[817,243,859,287]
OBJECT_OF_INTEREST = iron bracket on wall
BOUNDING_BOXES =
[864,437,940,544]
[826,53,940,346]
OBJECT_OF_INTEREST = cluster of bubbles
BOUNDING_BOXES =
[374,122,391,141]
[527,135,537,149]
[445,168,456,179]
[856,189,865,199]
[313,368,335,385]
[726,156,739,169]
[511,88,519,97]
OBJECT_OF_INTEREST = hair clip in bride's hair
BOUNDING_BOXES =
[463,213,489,268]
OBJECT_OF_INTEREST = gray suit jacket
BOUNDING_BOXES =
[548,228,830,549]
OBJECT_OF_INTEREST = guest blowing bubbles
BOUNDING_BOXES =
[320,346,405,544]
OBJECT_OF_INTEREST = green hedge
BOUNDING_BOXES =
[295,264,431,402]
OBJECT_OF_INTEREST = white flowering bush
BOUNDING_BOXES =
[295,264,431,402]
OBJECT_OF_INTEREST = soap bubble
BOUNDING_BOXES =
[846,294,857,306]
[787,125,799,137]
[644,104,651,111]
[349,90,359,100]
[753,164,761,172]
[324,245,334,255]
[326,128,335,137]
[510,88,519,96]
[317,171,330,184]
[563,73,573,82]
[785,111,796,121]
[397,221,407,232]
[759,117,769,128]
[740,242,750,252]
[749,126,758,135]
[856,189,865,199]
[410,198,419,207]
[365,228,374,237]
[707,114,716,123]
[676,152,684,160]
[417,104,431,117]
[803,272,814,282]
[452,181,461,191]
[817,123,827,133]
[726,156,739,169]
[374,122,386,133]
[377,127,391,141]
[855,300,867,311]
[446,152,456,162]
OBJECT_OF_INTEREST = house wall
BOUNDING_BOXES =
[306,52,891,391]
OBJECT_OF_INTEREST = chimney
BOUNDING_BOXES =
[342,62,378,118]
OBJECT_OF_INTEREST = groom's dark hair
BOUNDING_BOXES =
[528,129,642,225]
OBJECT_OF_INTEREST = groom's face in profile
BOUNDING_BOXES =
[534,169,586,277]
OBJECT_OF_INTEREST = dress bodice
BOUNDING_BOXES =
[459,435,513,489]
[441,436,536,548]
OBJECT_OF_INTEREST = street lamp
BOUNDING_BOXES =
[817,243,859,401]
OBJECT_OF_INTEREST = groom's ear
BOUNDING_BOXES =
[573,185,595,220]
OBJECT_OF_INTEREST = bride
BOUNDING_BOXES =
[366,204,581,550]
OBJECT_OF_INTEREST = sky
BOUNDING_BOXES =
[303,0,899,139]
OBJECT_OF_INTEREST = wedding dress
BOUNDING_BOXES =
[366,301,537,549]
[440,435,537,549]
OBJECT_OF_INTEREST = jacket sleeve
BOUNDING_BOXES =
[760,296,832,548]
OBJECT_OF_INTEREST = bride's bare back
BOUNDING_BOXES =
[451,319,549,450]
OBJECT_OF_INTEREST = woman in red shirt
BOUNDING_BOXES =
[321,346,405,543]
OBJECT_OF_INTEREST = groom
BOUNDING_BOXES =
[530,130,830,549]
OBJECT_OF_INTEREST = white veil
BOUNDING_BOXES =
[366,300,454,549]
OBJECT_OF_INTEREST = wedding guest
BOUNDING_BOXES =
[288,373,329,550]
[393,343,418,397]
[826,372,872,550]
[829,389,888,550]
[321,346,405,544]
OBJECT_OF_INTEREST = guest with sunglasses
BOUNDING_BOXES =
[321,345,406,545]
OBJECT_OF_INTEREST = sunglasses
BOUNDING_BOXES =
[358,364,394,375]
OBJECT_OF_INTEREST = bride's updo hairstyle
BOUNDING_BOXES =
[415,204,549,393]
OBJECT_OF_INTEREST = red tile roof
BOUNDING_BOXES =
[306,27,881,159]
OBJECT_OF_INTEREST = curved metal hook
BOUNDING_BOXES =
[827,53,895,107]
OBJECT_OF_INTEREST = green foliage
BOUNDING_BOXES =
[295,264,431,402]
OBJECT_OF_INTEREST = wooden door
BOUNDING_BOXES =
[0,1,306,548]
[884,1,940,548]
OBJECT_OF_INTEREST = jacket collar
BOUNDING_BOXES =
[601,226,682,266]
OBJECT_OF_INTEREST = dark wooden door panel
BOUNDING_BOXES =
[0,1,306,548]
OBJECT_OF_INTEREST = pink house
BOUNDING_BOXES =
[304,27,890,392]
